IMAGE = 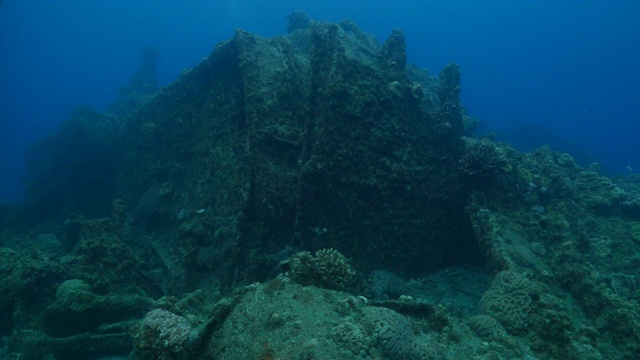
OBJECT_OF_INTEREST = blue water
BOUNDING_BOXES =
[1,0,639,203]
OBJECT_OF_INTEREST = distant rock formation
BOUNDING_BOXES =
[110,46,161,116]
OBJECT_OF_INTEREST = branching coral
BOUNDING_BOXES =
[287,248,356,291]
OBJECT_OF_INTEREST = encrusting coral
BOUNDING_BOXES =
[132,308,195,360]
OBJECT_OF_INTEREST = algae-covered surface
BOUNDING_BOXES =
[1,14,640,360]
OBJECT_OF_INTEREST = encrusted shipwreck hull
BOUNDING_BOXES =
[116,21,478,289]
[2,17,640,360]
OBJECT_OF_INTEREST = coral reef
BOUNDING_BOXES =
[1,12,640,360]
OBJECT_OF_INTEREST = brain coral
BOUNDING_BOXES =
[479,270,537,332]
[467,314,507,340]
[366,307,425,360]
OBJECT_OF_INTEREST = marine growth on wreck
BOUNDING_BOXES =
[1,13,640,360]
